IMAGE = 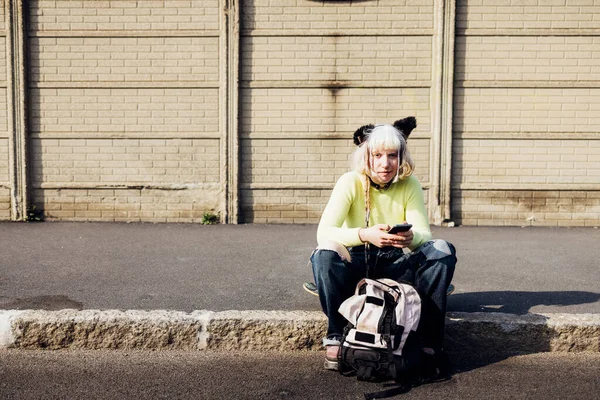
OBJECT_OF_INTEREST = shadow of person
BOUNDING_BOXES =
[443,290,600,374]
[448,290,600,315]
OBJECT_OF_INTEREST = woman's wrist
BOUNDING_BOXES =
[358,228,367,243]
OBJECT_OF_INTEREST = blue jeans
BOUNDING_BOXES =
[311,239,456,351]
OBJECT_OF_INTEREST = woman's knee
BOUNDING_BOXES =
[316,240,352,262]
[416,239,457,276]
[433,239,456,255]
[311,248,348,278]
[420,239,456,260]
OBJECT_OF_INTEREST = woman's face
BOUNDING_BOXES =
[370,147,399,185]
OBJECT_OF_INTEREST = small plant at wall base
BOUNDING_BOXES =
[201,212,219,225]
[26,205,44,222]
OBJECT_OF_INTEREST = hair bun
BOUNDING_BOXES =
[353,124,374,146]
[393,117,417,140]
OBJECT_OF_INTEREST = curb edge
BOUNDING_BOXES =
[1,309,598,352]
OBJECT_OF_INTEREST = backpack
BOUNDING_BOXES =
[337,278,425,383]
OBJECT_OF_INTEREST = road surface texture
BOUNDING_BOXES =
[1,350,599,399]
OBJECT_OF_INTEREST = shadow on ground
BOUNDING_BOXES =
[444,290,600,376]
[0,295,84,310]
[448,290,600,314]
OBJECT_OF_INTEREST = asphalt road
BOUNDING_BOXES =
[1,223,599,313]
[1,350,599,399]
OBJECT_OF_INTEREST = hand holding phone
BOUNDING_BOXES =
[388,223,412,234]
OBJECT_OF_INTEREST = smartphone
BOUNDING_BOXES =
[388,223,412,234]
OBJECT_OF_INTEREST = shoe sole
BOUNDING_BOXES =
[324,358,339,371]
[303,282,319,297]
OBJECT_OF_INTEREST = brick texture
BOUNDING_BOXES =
[241,187,431,224]
[240,137,431,189]
[453,139,600,185]
[241,36,432,83]
[451,189,600,227]
[457,0,600,30]
[239,85,433,223]
[456,36,600,82]
[240,188,330,224]
[29,88,219,134]
[29,0,219,32]
[1,1,596,225]
[24,0,223,223]
[0,2,5,31]
[0,138,8,182]
[241,139,353,186]
[454,0,600,226]
[0,0,7,221]
[241,88,432,135]
[0,36,6,82]
[29,37,219,83]
[0,88,7,134]
[34,187,222,223]
[0,187,10,220]
[0,137,8,219]
[30,138,220,185]
[242,0,435,31]
[238,0,438,224]
[454,88,600,134]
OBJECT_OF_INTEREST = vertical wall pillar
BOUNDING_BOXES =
[6,0,28,221]
[439,0,456,224]
[221,0,239,224]
[431,0,456,225]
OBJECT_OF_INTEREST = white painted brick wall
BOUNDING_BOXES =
[452,189,600,227]
[241,139,353,186]
[0,138,8,183]
[454,139,600,185]
[242,0,435,31]
[29,0,220,32]
[0,88,7,134]
[30,88,219,134]
[241,88,431,135]
[0,36,6,83]
[0,2,5,31]
[457,0,600,30]
[0,2,7,219]
[24,0,223,222]
[29,37,220,83]
[34,187,222,223]
[456,36,600,82]
[1,0,595,224]
[240,188,330,224]
[30,138,220,185]
[239,0,436,224]
[454,0,600,226]
[241,36,432,82]
[454,88,600,134]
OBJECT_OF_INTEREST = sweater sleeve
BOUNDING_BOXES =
[404,175,432,251]
[316,173,363,247]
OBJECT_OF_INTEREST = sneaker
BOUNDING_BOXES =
[324,345,340,371]
[303,282,319,297]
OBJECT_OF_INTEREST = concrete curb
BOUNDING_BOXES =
[0,310,598,352]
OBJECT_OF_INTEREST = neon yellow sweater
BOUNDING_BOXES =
[317,171,432,251]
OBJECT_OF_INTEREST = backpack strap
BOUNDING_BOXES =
[383,333,397,381]
[364,384,411,400]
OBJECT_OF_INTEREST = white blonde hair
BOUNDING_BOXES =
[351,124,415,182]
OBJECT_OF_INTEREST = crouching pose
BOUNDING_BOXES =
[310,118,457,372]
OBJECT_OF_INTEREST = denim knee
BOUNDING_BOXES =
[311,249,344,275]
[419,239,456,264]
